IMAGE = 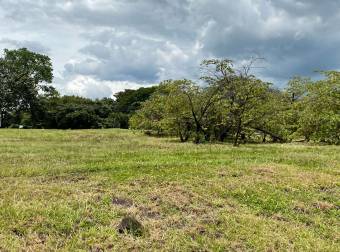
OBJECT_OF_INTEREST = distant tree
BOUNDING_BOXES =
[57,109,100,129]
[0,48,53,127]
[286,76,310,102]
[293,72,340,143]
[200,58,272,146]
[113,87,157,114]
[38,96,101,129]
[130,80,194,141]
[132,59,280,145]
[110,86,157,128]
[129,91,167,135]
[103,112,129,129]
[249,88,289,143]
[160,81,193,142]
[164,59,238,143]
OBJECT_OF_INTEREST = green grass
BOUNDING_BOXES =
[0,129,339,251]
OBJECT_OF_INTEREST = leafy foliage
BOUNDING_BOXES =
[132,59,340,145]
[0,48,53,127]
[113,87,157,114]
[288,72,340,144]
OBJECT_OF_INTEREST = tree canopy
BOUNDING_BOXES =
[131,59,340,145]
[0,48,53,127]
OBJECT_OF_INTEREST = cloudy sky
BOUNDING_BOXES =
[1,0,339,98]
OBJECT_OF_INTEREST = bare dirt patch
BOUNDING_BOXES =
[112,197,133,207]
[312,201,335,211]
[34,175,88,184]
[253,167,275,175]
[293,202,310,214]
[139,206,161,219]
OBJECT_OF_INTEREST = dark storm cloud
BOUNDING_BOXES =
[1,0,339,97]
[69,29,198,82]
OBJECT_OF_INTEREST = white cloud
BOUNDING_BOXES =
[57,75,153,99]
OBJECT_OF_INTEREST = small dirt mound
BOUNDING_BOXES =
[140,206,161,219]
[313,201,335,211]
[117,216,144,237]
[254,167,274,175]
[112,197,133,207]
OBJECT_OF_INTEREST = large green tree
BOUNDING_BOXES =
[131,59,276,145]
[200,59,273,145]
[291,72,340,144]
[130,80,194,141]
[0,48,53,127]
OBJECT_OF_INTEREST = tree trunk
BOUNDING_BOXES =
[183,134,189,142]
[177,122,190,143]
[219,131,227,142]
[233,119,242,147]
[0,108,3,128]
[233,131,240,146]
[194,132,200,144]
[252,127,285,143]
[204,131,210,141]
[178,129,185,142]
[194,122,202,144]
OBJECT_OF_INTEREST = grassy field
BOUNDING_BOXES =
[0,129,339,251]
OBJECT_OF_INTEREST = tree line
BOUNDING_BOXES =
[130,59,340,145]
[1,48,339,145]
[0,48,155,129]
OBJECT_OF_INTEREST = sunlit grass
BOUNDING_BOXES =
[0,129,339,251]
